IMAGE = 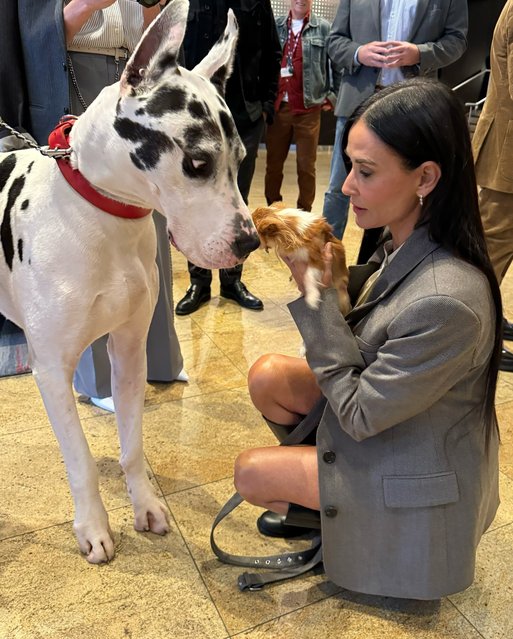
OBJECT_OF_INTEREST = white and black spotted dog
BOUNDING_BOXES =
[0,0,259,563]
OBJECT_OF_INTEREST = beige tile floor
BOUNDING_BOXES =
[2,150,513,639]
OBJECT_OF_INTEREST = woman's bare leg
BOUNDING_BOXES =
[234,445,319,515]
[248,353,322,425]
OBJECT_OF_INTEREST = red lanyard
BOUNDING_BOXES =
[285,14,307,67]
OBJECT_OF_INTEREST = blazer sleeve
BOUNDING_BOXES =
[416,0,468,73]
[288,288,487,442]
[326,1,361,77]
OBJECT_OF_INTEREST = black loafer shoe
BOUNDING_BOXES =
[503,318,513,341]
[175,284,211,315]
[500,347,513,372]
[257,506,320,538]
[220,281,263,310]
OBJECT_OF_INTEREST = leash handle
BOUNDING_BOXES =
[210,397,327,591]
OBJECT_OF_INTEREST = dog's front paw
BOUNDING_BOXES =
[133,497,170,536]
[74,518,115,564]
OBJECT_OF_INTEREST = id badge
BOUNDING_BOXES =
[281,67,293,78]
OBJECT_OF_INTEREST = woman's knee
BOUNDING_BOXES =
[248,354,284,409]
[234,448,265,505]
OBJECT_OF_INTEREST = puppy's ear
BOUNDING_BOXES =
[255,218,283,239]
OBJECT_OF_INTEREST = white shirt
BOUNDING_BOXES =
[380,0,417,86]
[69,0,144,53]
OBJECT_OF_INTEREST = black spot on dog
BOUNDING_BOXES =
[114,117,175,170]
[188,100,210,119]
[135,108,145,116]
[183,120,222,148]
[157,52,177,74]
[211,66,228,95]
[219,111,235,140]
[27,161,34,174]
[146,85,187,117]
[21,199,29,210]
[18,238,23,262]
[0,154,16,193]
[1,174,25,271]
[229,212,260,259]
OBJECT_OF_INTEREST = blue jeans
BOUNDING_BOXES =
[322,116,350,239]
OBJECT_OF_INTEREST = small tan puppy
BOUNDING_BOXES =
[252,203,351,315]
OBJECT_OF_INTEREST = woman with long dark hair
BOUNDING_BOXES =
[234,78,501,599]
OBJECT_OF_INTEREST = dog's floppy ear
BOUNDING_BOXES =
[120,0,188,94]
[192,10,238,96]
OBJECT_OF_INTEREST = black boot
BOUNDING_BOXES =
[175,284,211,315]
[503,318,513,341]
[257,504,321,538]
[500,346,513,372]
[220,281,263,310]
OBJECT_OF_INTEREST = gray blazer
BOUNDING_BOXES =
[288,225,499,599]
[328,0,468,117]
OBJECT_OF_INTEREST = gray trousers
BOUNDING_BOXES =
[69,51,184,397]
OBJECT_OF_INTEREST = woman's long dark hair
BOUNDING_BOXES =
[342,78,502,449]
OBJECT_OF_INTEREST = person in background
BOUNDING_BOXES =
[234,79,501,598]
[323,0,468,240]
[472,0,513,372]
[175,0,281,316]
[0,0,32,372]
[11,0,187,412]
[264,0,335,213]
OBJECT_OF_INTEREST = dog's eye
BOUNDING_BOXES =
[182,154,213,179]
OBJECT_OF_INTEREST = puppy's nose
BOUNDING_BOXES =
[233,233,260,259]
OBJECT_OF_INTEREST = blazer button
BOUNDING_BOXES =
[323,451,336,464]
[325,506,338,518]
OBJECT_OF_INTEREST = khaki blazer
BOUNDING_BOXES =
[327,0,468,118]
[473,0,513,194]
[288,225,499,599]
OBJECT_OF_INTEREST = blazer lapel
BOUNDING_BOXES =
[407,0,430,40]
[346,225,440,327]
[372,0,382,39]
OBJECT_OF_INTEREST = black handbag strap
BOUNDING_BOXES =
[210,397,327,591]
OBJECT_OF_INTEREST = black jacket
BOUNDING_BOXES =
[0,0,30,137]
[183,0,281,126]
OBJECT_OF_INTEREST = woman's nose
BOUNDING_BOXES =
[342,169,355,196]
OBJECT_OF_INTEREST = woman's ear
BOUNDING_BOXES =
[417,161,442,197]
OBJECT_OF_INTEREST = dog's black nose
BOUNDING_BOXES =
[233,233,260,259]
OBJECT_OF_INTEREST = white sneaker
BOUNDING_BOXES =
[90,396,115,413]
[175,368,189,382]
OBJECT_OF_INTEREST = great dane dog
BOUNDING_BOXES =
[0,0,259,563]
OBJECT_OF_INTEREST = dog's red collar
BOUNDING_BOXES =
[48,116,152,219]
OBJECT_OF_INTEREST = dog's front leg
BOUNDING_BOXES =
[108,323,170,536]
[32,362,114,563]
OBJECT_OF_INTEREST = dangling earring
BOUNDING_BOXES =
[418,194,424,207]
